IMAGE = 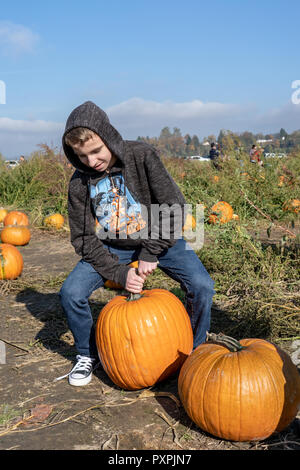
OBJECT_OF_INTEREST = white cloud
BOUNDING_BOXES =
[0,118,63,158]
[1,97,300,158]
[107,97,300,139]
[0,21,39,56]
[0,117,62,133]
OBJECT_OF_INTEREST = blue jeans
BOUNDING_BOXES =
[59,238,215,357]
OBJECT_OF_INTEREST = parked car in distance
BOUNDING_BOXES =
[4,160,20,168]
[188,155,211,162]
[264,153,287,159]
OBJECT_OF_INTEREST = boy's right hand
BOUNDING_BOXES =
[125,268,145,294]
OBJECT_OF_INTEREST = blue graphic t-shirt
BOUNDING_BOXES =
[89,172,146,237]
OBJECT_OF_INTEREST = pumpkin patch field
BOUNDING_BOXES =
[0,148,299,451]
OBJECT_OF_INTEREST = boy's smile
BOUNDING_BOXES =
[72,134,116,171]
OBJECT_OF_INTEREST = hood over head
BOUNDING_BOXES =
[62,101,124,175]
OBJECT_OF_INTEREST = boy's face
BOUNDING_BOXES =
[71,134,116,172]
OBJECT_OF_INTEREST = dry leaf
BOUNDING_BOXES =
[29,404,53,423]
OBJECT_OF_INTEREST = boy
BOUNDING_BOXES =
[58,101,215,386]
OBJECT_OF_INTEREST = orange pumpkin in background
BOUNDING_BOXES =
[208,201,234,224]
[0,243,24,279]
[4,211,29,227]
[283,199,300,214]
[178,333,300,442]
[96,288,193,390]
[43,213,64,229]
[1,226,31,246]
[182,214,196,232]
[0,208,8,224]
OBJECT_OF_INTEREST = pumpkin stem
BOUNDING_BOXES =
[126,292,142,301]
[206,332,245,352]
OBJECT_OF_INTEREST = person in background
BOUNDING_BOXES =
[249,145,263,166]
[209,143,220,170]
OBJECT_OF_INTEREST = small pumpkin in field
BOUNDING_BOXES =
[4,211,29,227]
[241,172,251,180]
[0,208,8,224]
[1,226,31,246]
[104,261,139,289]
[43,213,64,229]
[283,199,300,214]
[178,333,300,442]
[0,243,24,279]
[208,201,234,224]
[182,214,196,232]
[96,288,193,390]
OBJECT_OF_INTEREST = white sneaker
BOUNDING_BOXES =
[54,355,100,387]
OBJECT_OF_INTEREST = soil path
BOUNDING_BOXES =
[0,227,299,451]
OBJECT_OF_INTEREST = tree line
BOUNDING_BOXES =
[137,127,300,158]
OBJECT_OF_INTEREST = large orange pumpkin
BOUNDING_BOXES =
[208,201,234,224]
[4,211,29,227]
[1,226,31,246]
[43,213,64,229]
[0,208,8,224]
[104,261,139,289]
[0,243,24,280]
[96,288,193,390]
[283,199,300,214]
[178,333,300,442]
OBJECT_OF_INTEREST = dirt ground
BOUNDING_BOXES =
[0,226,299,451]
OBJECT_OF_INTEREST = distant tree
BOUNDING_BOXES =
[172,127,182,137]
[239,131,256,148]
[159,127,172,139]
[279,128,288,140]
[191,135,200,149]
[207,134,216,144]
[184,134,192,146]
[217,129,226,146]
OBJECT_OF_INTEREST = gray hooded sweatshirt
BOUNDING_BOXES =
[62,101,186,287]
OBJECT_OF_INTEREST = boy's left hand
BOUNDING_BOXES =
[137,260,158,281]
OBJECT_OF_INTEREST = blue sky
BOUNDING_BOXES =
[0,0,300,157]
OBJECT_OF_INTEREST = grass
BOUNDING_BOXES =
[0,147,299,342]
[0,405,20,428]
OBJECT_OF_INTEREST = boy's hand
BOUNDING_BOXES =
[137,260,158,281]
[125,268,145,294]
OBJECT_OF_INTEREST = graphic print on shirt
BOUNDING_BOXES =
[90,173,147,237]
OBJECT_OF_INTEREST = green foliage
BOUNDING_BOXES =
[0,144,73,224]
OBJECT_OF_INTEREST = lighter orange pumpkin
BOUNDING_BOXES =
[95,288,193,390]
[208,201,234,224]
[4,211,29,227]
[1,226,31,246]
[178,333,300,442]
[43,213,64,229]
[182,214,196,232]
[0,209,8,224]
[283,199,300,214]
[0,243,24,279]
